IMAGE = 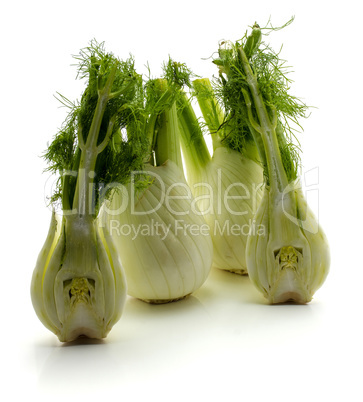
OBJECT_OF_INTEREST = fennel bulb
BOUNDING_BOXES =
[31,212,127,341]
[106,160,212,303]
[31,41,148,340]
[107,79,213,303]
[215,20,330,303]
[247,180,329,303]
[177,78,264,274]
[184,144,263,274]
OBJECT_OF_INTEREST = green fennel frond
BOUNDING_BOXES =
[163,58,194,89]
[258,16,295,35]
[253,42,307,144]
[43,40,149,214]
[213,19,307,183]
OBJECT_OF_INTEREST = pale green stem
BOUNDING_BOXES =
[238,47,289,193]
[192,78,224,151]
[72,68,117,216]
[154,102,183,170]
[177,93,211,177]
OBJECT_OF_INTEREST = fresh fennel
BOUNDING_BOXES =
[105,76,213,303]
[214,20,330,303]
[173,61,264,274]
[31,41,148,341]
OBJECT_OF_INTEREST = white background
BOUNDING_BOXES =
[1,1,362,401]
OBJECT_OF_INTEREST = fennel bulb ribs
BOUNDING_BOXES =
[177,77,264,274]
[31,41,148,341]
[214,20,330,303]
[106,78,213,303]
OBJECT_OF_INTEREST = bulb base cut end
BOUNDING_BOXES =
[138,293,191,304]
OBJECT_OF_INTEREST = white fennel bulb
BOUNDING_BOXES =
[178,78,264,274]
[215,23,330,303]
[31,42,148,340]
[31,213,127,341]
[246,182,330,303]
[188,146,263,273]
[106,160,213,303]
[106,78,213,303]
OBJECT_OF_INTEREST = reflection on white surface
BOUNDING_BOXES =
[28,268,333,401]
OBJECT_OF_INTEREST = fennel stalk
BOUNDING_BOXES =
[215,21,330,303]
[31,41,147,341]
